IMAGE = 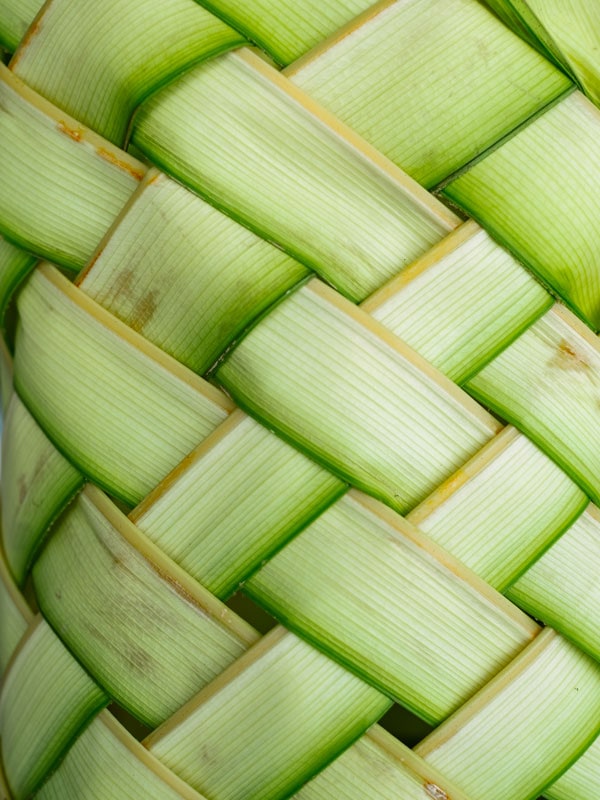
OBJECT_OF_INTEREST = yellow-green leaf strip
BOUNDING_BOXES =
[467,304,600,504]
[133,48,458,303]
[146,627,391,800]
[192,0,376,65]
[416,629,600,800]
[0,541,32,675]
[363,221,553,384]
[0,236,36,330]
[37,710,208,800]
[11,0,246,144]
[444,91,600,329]
[79,169,309,374]
[0,617,108,799]
[0,64,144,270]
[248,490,538,723]
[2,392,83,584]
[217,278,500,513]
[33,486,257,726]
[132,410,345,598]
[14,264,232,504]
[509,504,600,661]
[407,425,587,591]
[545,731,600,800]
[295,724,472,800]
[0,0,42,52]
[287,0,570,187]
[484,0,600,105]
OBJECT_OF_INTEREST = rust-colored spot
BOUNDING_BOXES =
[560,342,577,359]
[110,269,136,301]
[9,17,43,69]
[58,121,84,142]
[552,339,590,371]
[76,247,105,286]
[130,290,158,332]
[96,147,145,181]
[424,783,449,800]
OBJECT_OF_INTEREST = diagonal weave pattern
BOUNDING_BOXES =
[1,0,600,798]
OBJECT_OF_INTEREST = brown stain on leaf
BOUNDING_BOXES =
[107,270,159,332]
[111,269,136,301]
[9,17,43,69]
[129,290,158,332]
[17,450,50,506]
[551,339,590,371]
[82,593,155,675]
[96,147,145,181]
[57,121,84,142]
[126,644,153,673]
[424,783,449,800]
[76,246,105,286]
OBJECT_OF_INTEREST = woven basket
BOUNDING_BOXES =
[1,0,599,797]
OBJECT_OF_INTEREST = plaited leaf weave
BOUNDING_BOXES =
[0,1,600,798]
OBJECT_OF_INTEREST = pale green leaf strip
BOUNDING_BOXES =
[11,0,245,144]
[0,64,143,270]
[133,48,458,303]
[0,617,107,799]
[505,2,578,71]
[363,221,553,383]
[545,733,600,800]
[0,0,42,51]
[295,725,472,800]
[14,265,231,504]
[288,0,570,187]
[33,486,256,727]
[79,169,308,373]
[133,410,344,598]
[0,542,31,675]
[417,629,600,800]
[408,426,587,590]
[217,279,500,513]
[248,491,537,724]
[484,0,600,106]
[147,628,391,800]
[467,304,600,504]
[509,505,600,661]
[195,0,375,65]
[0,235,36,327]
[2,393,83,583]
[37,710,207,800]
[444,91,600,329]
[482,0,547,54]
[520,0,600,106]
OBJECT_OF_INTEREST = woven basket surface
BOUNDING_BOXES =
[0,1,600,798]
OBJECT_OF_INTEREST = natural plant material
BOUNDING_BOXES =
[0,1,599,799]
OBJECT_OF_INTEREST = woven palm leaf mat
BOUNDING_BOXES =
[1,0,600,798]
